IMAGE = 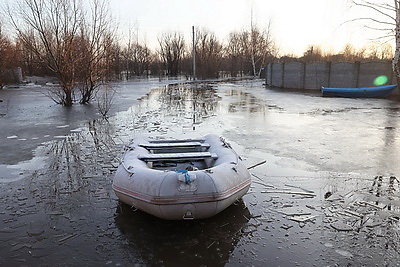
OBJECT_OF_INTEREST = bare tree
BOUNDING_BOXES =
[158,32,186,77]
[105,41,123,80]
[16,32,47,76]
[302,45,325,62]
[195,28,223,79]
[7,0,116,106]
[226,23,277,77]
[132,43,151,76]
[249,22,277,77]
[351,1,399,84]
[226,31,245,77]
[77,0,116,104]
[8,0,83,106]
[392,1,400,84]
[0,21,20,88]
[123,42,152,77]
[122,28,134,80]
[96,83,116,119]
[373,42,394,59]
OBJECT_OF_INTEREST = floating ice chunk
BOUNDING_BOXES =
[275,207,312,216]
[26,83,42,88]
[7,135,18,139]
[45,82,59,86]
[335,249,353,258]
[56,125,70,128]
[288,215,317,223]
[331,222,353,231]
[262,190,316,197]
[325,192,343,201]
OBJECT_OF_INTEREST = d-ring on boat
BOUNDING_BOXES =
[112,134,251,220]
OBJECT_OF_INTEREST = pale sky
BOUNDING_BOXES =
[110,0,393,56]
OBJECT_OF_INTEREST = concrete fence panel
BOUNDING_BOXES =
[304,62,330,89]
[271,62,284,87]
[329,62,358,88]
[265,63,272,86]
[358,61,393,87]
[283,62,304,89]
[14,67,23,83]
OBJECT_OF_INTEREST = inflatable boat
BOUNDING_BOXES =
[112,134,251,220]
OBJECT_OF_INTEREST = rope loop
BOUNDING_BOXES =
[176,169,191,184]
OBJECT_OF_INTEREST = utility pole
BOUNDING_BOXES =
[192,26,196,81]
[250,7,256,77]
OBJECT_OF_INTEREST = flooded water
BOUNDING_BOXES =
[1,79,400,266]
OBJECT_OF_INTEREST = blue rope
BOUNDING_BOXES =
[176,169,191,184]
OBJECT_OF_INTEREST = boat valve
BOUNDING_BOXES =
[183,211,194,220]
[182,204,195,220]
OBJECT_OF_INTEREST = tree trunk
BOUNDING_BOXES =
[251,54,257,77]
[393,1,400,87]
[65,90,73,107]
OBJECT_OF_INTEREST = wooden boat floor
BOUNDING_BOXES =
[151,161,207,171]
[138,152,218,162]
[139,142,210,150]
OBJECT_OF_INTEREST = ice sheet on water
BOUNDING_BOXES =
[7,156,47,172]
[0,155,48,182]
[0,165,24,183]
[275,207,312,216]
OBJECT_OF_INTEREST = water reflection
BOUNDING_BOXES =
[42,118,118,199]
[379,104,400,174]
[88,119,116,152]
[46,132,87,195]
[224,90,266,113]
[138,84,219,130]
[114,199,251,266]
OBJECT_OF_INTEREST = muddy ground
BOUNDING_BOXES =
[1,79,400,266]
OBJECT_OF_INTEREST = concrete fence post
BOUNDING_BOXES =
[327,62,332,87]
[355,61,361,88]
[302,62,306,89]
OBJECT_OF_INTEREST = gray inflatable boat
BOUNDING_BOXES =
[112,134,251,220]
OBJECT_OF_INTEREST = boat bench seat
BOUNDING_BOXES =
[138,152,218,162]
[139,142,210,150]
